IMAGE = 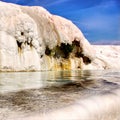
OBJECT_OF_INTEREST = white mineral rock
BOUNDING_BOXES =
[0,1,119,71]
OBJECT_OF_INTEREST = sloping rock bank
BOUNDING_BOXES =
[84,45,120,70]
[0,1,119,71]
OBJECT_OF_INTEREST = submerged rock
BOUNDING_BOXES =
[0,2,119,71]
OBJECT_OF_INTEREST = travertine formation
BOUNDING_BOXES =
[0,1,119,71]
[91,45,120,70]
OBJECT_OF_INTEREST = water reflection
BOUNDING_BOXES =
[0,70,120,120]
[0,70,95,93]
[0,70,120,93]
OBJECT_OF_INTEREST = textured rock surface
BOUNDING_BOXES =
[0,1,96,71]
[91,45,120,70]
[0,1,120,71]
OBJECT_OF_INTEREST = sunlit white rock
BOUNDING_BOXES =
[0,1,119,71]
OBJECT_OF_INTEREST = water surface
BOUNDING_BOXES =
[0,70,120,120]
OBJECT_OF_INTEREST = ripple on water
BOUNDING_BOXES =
[0,70,120,119]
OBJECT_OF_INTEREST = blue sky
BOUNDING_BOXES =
[1,0,120,44]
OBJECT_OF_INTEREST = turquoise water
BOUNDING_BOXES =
[0,70,120,120]
[0,70,102,93]
[0,70,118,93]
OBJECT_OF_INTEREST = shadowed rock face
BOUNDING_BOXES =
[0,1,95,71]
